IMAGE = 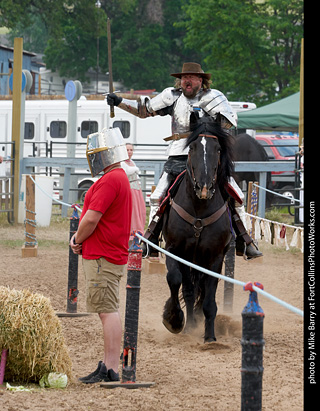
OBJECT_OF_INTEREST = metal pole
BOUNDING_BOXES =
[56,205,90,318]
[66,207,80,313]
[11,37,23,223]
[223,237,235,312]
[100,233,155,389]
[121,234,143,383]
[241,281,265,411]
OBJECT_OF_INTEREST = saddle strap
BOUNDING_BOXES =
[171,200,228,231]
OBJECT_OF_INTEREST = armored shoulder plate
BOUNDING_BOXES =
[199,89,237,128]
[148,87,181,113]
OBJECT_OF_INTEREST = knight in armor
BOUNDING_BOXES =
[107,62,262,260]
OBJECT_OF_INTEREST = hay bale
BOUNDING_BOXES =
[0,286,72,383]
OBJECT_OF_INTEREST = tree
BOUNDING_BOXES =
[110,0,202,91]
[0,0,303,102]
[181,0,303,104]
[43,0,108,83]
[6,13,49,54]
[0,0,199,91]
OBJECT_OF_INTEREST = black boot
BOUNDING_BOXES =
[236,236,263,260]
[141,239,159,258]
[231,206,263,260]
[141,213,164,257]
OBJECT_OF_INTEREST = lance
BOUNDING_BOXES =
[107,18,115,118]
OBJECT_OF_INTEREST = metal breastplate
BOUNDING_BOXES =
[168,93,202,156]
[150,88,237,157]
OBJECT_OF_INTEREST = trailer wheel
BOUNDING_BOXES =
[78,182,93,204]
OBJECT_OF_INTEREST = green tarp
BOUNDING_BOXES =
[237,92,300,132]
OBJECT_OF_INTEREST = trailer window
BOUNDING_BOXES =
[81,121,98,138]
[113,121,130,138]
[50,121,67,138]
[24,122,34,140]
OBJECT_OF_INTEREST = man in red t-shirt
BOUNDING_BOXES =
[70,162,132,384]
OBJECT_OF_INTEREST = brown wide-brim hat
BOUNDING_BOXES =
[170,62,211,80]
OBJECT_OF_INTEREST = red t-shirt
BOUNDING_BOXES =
[80,168,132,265]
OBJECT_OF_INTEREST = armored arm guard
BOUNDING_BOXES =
[118,87,180,119]
[118,96,152,118]
[198,89,237,129]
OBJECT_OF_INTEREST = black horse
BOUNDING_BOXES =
[162,116,234,343]
[233,133,272,206]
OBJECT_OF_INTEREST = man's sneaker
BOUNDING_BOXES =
[108,369,120,381]
[78,361,102,382]
[83,362,109,384]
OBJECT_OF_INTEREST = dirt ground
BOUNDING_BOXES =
[0,221,303,410]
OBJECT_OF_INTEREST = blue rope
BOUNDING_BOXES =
[136,233,303,318]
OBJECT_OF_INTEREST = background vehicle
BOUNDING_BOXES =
[255,133,299,213]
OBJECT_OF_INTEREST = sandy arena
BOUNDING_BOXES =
[0,221,303,410]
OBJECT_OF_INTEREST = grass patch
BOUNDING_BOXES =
[265,207,295,225]
[0,238,67,249]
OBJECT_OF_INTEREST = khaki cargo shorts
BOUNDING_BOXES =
[82,258,126,313]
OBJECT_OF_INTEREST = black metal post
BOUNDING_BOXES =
[224,237,235,312]
[67,206,79,313]
[100,233,155,389]
[241,281,265,411]
[121,234,143,383]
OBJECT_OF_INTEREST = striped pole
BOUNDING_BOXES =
[56,205,89,318]
[100,232,155,389]
[241,281,265,410]
[66,206,80,313]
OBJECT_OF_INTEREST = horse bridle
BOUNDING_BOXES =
[188,134,221,195]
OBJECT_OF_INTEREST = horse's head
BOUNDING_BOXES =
[185,115,234,200]
[187,133,221,199]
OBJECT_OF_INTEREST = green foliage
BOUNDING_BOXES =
[6,12,48,53]
[181,0,303,104]
[0,0,303,103]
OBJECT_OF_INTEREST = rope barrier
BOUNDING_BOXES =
[245,211,303,231]
[253,183,301,203]
[26,175,303,317]
[135,233,304,318]
[29,175,82,213]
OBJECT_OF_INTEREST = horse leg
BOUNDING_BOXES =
[181,266,196,332]
[202,260,223,342]
[162,256,185,334]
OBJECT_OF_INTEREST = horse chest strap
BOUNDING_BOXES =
[171,201,227,237]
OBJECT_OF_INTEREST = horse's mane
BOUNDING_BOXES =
[185,114,234,189]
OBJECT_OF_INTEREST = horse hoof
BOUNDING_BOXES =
[162,312,185,334]
[162,300,185,334]
[204,336,217,343]
[162,318,184,334]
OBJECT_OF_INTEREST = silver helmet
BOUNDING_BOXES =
[86,127,128,177]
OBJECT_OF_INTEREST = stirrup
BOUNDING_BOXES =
[140,240,159,258]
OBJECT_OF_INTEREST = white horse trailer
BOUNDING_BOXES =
[0,97,256,201]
